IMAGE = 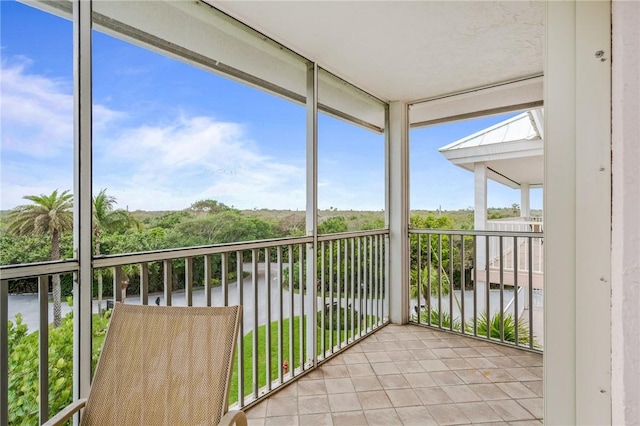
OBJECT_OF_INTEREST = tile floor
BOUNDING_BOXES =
[245,324,543,426]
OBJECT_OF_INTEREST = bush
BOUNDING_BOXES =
[317,303,361,332]
[7,305,110,424]
[468,312,536,347]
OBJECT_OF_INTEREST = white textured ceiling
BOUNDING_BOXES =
[212,1,544,102]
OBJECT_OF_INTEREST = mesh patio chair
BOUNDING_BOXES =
[44,304,247,426]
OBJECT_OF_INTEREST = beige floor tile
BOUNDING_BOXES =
[419,359,450,372]
[247,418,265,426]
[522,380,543,397]
[431,371,465,386]
[422,339,452,349]
[375,333,399,342]
[455,369,492,384]
[473,346,504,357]
[399,340,426,350]
[453,347,482,358]
[443,358,474,370]
[265,415,298,426]
[403,372,437,388]
[478,369,518,383]
[298,379,327,396]
[347,363,376,377]
[485,356,521,368]
[395,332,419,341]
[496,382,537,399]
[351,376,383,392]
[357,390,393,410]
[467,384,511,401]
[246,400,268,418]
[371,361,401,375]
[487,399,535,421]
[414,387,453,405]
[456,402,503,423]
[441,385,483,403]
[299,413,333,426]
[510,355,543,367]
[409,349,438,360]
[304,369,325,380]
[432,348,460,359]
[517,398,543,419]
[324,378,355,394]
[394,360,425,374]
[298,395,331,415]
[341,352,368,364]
[321,365,350,379]
[504,368,540,382]
[428,404,472,425]
[507,420,543,425]
[359,342,387,352]
[328,392,362,412]
[466,357,499,369]
[378,374,411,390]
[395,406,438,425]
[331,411,368,426]
[387,350,415,361]
[271,382,298,398]
[385,388,422,407]
[266,396,299,417]
[364,408,403,426]
[365,351,392,363]
[525,366,543,379]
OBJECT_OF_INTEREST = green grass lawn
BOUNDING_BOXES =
[228,313,380,404]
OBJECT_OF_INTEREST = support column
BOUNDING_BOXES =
[305,62,318,366]
[612,1,640,424]
[387,101,409,324]
[545,1,611,423]
[474,162,487,268]
[520,183,531,218]
[72,0,93,415]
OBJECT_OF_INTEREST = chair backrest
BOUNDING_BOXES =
[81,304,242,425]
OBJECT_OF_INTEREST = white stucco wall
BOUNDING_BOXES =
[612,1,640,424]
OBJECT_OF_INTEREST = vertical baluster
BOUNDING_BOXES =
[204,256,212,307]
[336,239,341,347]
[473,235,478,337]
[222,253,229,307]
[438,234,442,328]
[514,236,519,347]
[329,242,334,351]
[357,237,362,337]
[350,238,356,338]
[461,235,466,334]
[185,257,193,307]
[38,275,49,423]
[140,262,149,306]
[265,248,272,391]
[427,234,432,327]
[344,239,349,339]
[449,234,454,332]
[529,237,534,350]
[277,246,283,384]
[237,250,244,406]
[373,235,379,328]
[416,234,422,324]
[367,236,373,333]
[288,245,294,378]
[252,249,259,399]
[1,280,8,426]
[320,241,326,357]
[485,236,491,340]
[499,236,505,343]
[299,244,305,370]
[163,260,172,306]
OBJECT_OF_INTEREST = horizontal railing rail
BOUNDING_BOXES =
[2,230,389,424]
[408,228,543,354]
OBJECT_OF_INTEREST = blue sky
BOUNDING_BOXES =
[1,1,541,213]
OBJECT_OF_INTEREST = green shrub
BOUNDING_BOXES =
[7,306,110,425]
[467,312,537,347]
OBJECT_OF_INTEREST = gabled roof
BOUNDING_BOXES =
[439,109,544,189]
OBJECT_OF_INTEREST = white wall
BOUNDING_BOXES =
[612,1,640,424]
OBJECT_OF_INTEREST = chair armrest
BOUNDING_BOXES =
[219,410,248,426]
[42,398,88,426]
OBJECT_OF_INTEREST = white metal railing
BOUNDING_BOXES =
[487,219,544,274]
[1,230,389,424]
[408,229,543,353]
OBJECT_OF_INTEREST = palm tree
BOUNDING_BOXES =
[8,190,73,327]
[93,189,139,311]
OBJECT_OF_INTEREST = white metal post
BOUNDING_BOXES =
[474,162,487,268]
[72,0,93,420]
[520,183,530,218]
[545,1,612,423]
[388,102,409,324]
[305,62,318,367]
